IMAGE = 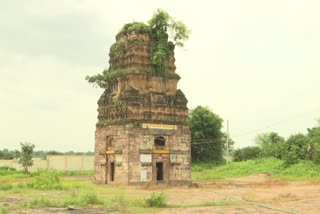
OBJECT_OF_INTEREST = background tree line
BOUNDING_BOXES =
[233,120,320,165]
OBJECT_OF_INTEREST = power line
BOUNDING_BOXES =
[191,137,224,145]
[192,138,223,142]
[190,107,319,145]
[231,107,320,138]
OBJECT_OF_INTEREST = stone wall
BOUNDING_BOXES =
[94,123,191,185]
[0,155,94,172]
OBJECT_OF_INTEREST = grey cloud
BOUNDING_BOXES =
[0,5,115,66]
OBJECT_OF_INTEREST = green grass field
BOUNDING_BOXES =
[192,157,320,181]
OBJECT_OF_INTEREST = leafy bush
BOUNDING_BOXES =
[233,146,261,162]
[0,183,13,191]
[282,134,310,165]
[0,166,16,171]
[0,166,23,176]
[145,192,166,208]
[27,171,62,190]
[78,192,102,205]
[0,170,24,177]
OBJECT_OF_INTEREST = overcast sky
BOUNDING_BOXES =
[1,0,320,152]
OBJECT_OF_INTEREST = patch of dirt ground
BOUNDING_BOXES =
[4,174,320,213]
[9,207,110,214]
[158,174,320,213]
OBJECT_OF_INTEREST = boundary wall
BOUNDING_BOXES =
[0,155,94,172]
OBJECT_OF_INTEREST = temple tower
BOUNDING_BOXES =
[94,27,191,185]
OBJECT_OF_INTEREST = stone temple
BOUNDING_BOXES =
[94,27,191,185]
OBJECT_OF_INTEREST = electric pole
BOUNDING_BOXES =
[226,120,229,165]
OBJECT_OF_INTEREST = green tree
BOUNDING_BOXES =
[188,106,224,162]
[15,143,35,173]
[307,122,320,163]
[255,132,285,159]
[283,134,310,165]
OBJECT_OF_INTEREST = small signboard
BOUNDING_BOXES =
[106,150,115,155]
[170,154,184,163]
[140,154,152,163]
[142,123,177,130]
[153,150,170,154]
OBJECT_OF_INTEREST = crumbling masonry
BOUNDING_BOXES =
[94,29,191,185]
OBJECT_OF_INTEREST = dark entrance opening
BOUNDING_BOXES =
[156,162,163,181]
[110,162,115,182]
[154,136,165,147]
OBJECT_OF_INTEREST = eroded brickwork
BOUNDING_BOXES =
[94,29,191,185]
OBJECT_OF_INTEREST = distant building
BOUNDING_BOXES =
[94,28,191,185]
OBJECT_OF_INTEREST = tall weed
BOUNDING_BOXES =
[61,192,103,207]
[27,170,62,190]
[145,192,166,208]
